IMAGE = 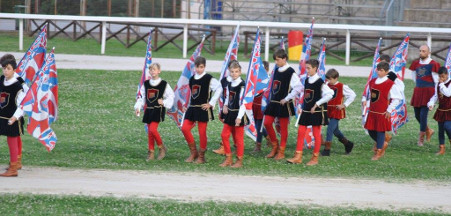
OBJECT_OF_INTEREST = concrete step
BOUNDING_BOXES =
[407,0,451,9]
[403,8,451,23]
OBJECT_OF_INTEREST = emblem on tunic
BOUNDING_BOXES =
[304,89,314,104]
[192,85,201,99]
[371,89,380,103]
[229,91,236,106]
[147,89,159,103]
[0,92,10,109]
[272,80,281,95]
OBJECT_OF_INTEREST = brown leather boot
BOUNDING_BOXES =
[286,151,303,164]
[266,140,278,158]
[146,150,155,161]
[195,148,207,164]
[380,142,389,157]
[372,149,383,161]
[274,146,285,160]
[252,142,262,153]
[157,144,167,160]
[212,144,225,155]
[436,145,445,155]
[321,141,332,156]
[306,153,319,166]
[0,162,18,177]
[185,143,198,163]
[219,154,233,167]
[265,136,272,148]
[231,156,243,168]
[17,154,22,170]
[426,127,434,142]
[418,132,426,146]
[385,133,392,143]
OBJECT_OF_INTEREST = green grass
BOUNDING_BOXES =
[0,194,445,216]
[1,69,450,181]
[0,33,374,66]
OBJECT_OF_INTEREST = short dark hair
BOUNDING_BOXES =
[194,56,206,67]
[380,54,391,63]
[306,59,319,69]
[325,68,339,79]
[272,49,287,60]
[376,62,389,72]
[262,60,269,71]
[0,54,17,69]
[438,66,448,75]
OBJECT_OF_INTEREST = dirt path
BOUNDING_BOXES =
[0,166,449,213]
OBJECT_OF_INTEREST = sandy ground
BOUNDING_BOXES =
[0,51,414,79]
[0,166,450,213]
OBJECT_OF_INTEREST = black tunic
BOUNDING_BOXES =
[299,77,328,126]
[142,80,167,123]
[223,80,248,126]
[264,67,295,117]
[0,76,25,136]
[184,74,214,122]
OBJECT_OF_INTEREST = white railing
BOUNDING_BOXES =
[1,13,451,65]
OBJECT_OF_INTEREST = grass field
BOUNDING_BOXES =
[0,194,445,216]
[1,68,450,181]
[0,33,375,66]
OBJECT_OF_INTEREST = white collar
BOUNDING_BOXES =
[278,63,290,72]
[230,77,243,86]
[329,81,340,85]
[375,76,388,84]
[308,73,320,83]
[419,57,432,64]
[149,78,162,86]
[3,76,18,86]
[194,72,206,79]
[226,76,232,82]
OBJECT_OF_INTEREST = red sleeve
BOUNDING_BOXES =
[409,60,418,71]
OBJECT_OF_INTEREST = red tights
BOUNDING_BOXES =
[147,122,162,151]
[221,124,244,157]
[296,125,322,153]
[181,120,208,149]
[7,136,21,163]
[263,116,289,147]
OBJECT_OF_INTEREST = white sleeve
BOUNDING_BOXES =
[387,85,403,113]
[427,84,438,108]
[13,86,27,119]
[237,86,246,119]
[342,84,356,107]
[208,78,222,107]
[439,82,451,97]
[162,83,175,109]
[361,96,367,102]
[284,73,302,101]
[432,73,439,86]
[410,70,416,84]
[316,83,334,106]
[133,85,145,110]
[224,85,229,107]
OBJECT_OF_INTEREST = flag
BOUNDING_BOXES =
[218,25,240,115]
[136,31,152,100]
[389,34,410,134]
[298,17,314,78]
[20,48,58,152]
[390,34,409,81]
[240,29,262,141]
[361,38,381,127]
[255,58,270,94]
[445,43,451,76]
[167,36,205,128]
[16,24,47,85]
[317,38,327,81]
[280,37,285,50]
[295,18,314,112]
[261,65,276,113]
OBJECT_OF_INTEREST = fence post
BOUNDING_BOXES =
[265,27,269,61]
[101,21,107,54]
[183,24,188,58]
[19,18,24,51]
[345,29,350,65]
[427,33,432,52]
